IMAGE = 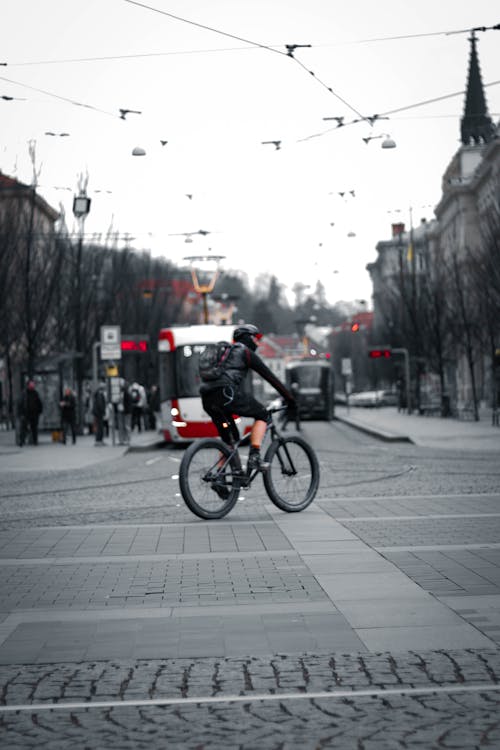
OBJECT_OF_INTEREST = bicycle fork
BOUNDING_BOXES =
[274,439,298,477]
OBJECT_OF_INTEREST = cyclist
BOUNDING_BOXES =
[200,324,297,472]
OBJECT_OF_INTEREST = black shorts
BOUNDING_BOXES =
[201,387,268,444]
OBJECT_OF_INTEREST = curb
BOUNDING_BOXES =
[127,439,167,453]
[334,415,414,444]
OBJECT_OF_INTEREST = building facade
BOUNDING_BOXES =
[367,33,500,416]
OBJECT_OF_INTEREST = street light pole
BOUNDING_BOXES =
[184,254,225,324]
[72,192,91,431]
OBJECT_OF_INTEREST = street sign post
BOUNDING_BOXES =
[341,358,352,376]
[100,325,122,361]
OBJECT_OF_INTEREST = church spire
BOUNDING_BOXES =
[461,31,495,146]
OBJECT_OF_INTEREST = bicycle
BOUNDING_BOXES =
[178,405,320,519]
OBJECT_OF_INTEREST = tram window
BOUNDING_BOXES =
[159,352,176,399]
[176,345,204,397]
[291,367,323,389]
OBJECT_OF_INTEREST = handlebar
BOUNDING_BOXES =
[267,404,291,415]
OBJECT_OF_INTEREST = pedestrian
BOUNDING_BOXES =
[83,382,94,435]
[116,379,131,445]
[93,382,107,446]
[280,381,301,431]
[103,400,113,438]
[129,381,146,432]
[17,380,43,446]
[59,386,77,444]
[147,384,161,430]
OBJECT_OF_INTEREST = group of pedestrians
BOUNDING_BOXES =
[92,380,161,446]
[15,378,161,448]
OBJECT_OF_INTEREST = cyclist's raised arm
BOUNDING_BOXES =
[247,350,296,405]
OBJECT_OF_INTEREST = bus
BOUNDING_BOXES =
[285,358,335,421]
[158,324,253,443]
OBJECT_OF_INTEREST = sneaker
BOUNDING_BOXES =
[213,483,230,500]
[247,450,269,473]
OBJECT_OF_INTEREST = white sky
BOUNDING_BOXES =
[1,0,499,306]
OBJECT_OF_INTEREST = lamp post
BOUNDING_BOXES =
[184,254,225,324]
[72,192,91,431]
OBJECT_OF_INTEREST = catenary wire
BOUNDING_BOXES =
[298,79,500,141]
[0,74,118,118]
[120,0,367,120]
[5,23,499,66]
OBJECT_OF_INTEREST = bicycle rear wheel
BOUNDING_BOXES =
[179,439,241,519]
[263,436,319,512]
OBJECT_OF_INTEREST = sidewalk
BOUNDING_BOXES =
[335,404,500,452]
[0,427,164,473]
[1,406,498,474]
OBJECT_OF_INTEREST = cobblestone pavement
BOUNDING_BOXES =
[1,651,500,748]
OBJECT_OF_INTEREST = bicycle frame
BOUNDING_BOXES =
[203,406,294,489]
[180,403,319,519]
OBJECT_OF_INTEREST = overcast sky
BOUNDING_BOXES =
[1,0,499,305]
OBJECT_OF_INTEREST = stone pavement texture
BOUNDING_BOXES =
[0,410,499,747]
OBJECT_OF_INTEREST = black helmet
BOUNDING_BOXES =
[233,323,262,351]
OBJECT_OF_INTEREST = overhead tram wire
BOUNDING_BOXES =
[120,0,367,121]
[6,23,499,67]
[298,78,500,142]
[3,15,498,132]
[0,74,118,118]
[122,0,285,56]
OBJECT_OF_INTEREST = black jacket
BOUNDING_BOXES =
[200,343,294,404]
[18,389,43,418]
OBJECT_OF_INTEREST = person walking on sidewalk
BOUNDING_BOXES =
[147,383,161,430]
[280,381,301,432]
[129,381,146,432]
[59,386,77,444]
[17,380,43,446]
[116,379,131,445]
[93,382,107,446]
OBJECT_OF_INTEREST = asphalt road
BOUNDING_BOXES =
[1,420,499,748]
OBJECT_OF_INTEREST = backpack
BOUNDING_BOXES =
[198,341,234,382]
[131,387,141,405]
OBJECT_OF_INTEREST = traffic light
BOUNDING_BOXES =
[494,348,500,368]
[368,348,392,359]
[351,322,360,332]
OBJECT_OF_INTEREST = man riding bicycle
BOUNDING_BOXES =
[200,324,297,472]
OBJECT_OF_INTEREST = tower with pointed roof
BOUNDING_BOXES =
[461,31,496,146]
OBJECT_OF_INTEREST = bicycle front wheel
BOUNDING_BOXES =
[263,436,319,512]
[179,439,241,520]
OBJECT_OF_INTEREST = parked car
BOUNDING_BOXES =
[349,389,398,407]
[380,390,398,406]
[349,390,384,407]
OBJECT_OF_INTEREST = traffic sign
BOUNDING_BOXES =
[100,325,122,360]
[341,358,352,376]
